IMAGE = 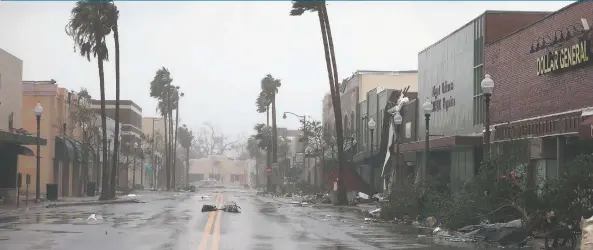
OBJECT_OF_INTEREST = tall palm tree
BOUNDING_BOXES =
[290,0,347,204]
[66,0,113,200]
[178,124,193,186]
[150,67,174,189]
[172,90,183,188]
[260,74,281,191]
[105,2,122,197]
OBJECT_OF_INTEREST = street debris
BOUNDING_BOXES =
[220,202,241,213]
[201,202,242,213]
[201,205,217,212]
[87,214,103,221]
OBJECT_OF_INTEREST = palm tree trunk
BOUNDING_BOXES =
[266,107,271,191]
[317,4,347,205]
[167,89,174,189]
[271,94,278,182]
[95,34,110,201]
[168,106,174,188]
[172,106,179,187]
[110,23,121,198]
[163,111,170,190]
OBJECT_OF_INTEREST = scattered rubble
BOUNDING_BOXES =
[201,202,242,213]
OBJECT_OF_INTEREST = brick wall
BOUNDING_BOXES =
[485,2,593,124]
[485,12,551,44]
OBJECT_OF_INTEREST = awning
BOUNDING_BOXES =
[64,137,83,163]
[398,135,483,152]
[14,145,34,156]
[55,136,76,161]
[0,130,47,146]
[1,143,35,156]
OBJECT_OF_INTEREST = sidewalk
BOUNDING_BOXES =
[257,193,380,215]
[0,190,167,215]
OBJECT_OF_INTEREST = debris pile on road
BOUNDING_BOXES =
[220,202,241,213]
[200,202,242,213]
[201,205,217,212]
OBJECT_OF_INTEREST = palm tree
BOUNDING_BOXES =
[290,0,347,204]
[255,91,272,188]
[150,67,174,190]
[172,90,183,188]
[260,74,281,192]
[66,0,113,200]
[105,2,122,197]
[178,124,193,187]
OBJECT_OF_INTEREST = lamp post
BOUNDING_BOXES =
[393,112,403,186]
[34,102,43,202]
[132,140,138,188]
[96,127,102,189]
[422,98,433,184]
[282,111,308,184]
[481,74,494,157]
[140,144,145,187]
[367,118,376,192]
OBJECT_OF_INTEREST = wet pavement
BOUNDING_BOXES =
[0,188,497,250]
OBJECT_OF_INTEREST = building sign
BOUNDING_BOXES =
[430,81,456,112]
[536,39,591,76]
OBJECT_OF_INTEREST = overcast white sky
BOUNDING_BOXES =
[0,1,570,140]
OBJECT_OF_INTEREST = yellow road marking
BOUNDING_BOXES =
[197,194,222,250]
[210,195,224,250]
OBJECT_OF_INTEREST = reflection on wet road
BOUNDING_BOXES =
[0,188,485,250]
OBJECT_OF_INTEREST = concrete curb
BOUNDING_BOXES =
[46,199,144,208]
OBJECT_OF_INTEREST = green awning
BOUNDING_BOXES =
[15,145,34,156]
[55,136,75,161]
[65,137,83,163]
[1,143,35,156]
[0,130,47,146]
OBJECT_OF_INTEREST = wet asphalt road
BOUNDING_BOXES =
[0,188,483,250]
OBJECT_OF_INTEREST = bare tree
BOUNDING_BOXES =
[192,122,244,157]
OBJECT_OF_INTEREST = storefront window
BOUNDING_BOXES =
[473,16,485,126]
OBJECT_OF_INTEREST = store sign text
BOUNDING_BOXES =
[431,81,456,112]
[536,39,591,76]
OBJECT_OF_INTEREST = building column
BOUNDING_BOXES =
[556,135,566,176]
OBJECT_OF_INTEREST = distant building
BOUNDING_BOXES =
[91,99,143,190]
[189,155,248,185]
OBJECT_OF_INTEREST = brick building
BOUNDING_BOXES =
[91,99,143,190]
[486,2,593,186]
[397,10,552,190]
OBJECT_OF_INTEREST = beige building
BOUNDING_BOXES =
[0,49,49,202]
[141,117,165,188]
[189,155,247,185]
[0,48,23,130]
[19,82,88,197]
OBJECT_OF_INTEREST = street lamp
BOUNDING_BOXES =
[132,140,139,188]
[140,143,145,187]
[393,111,403,186]
[422,98,433,184]
[367,118,376,192]
[34,102,43,202]
[481,74,494,157]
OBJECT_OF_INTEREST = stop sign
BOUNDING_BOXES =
[265,168,271,173]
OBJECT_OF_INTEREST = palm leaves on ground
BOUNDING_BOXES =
[66,0,117,200]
